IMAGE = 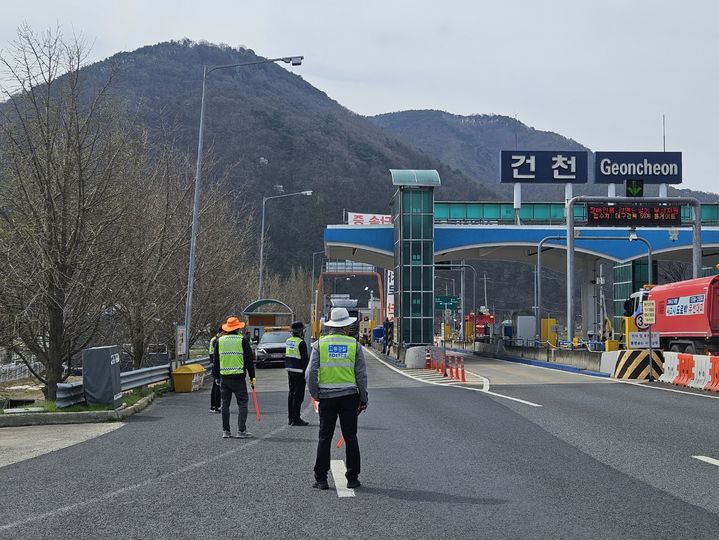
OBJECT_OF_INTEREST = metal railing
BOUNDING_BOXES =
[54,356,211,408]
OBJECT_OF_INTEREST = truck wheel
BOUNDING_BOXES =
[684,344,696,354]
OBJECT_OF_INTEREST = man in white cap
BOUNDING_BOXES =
[306,307,368,490]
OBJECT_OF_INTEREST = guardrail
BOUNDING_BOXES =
[55,356,210,408]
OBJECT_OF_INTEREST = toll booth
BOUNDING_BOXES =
[242,299,294,343]
[390,169,439,356]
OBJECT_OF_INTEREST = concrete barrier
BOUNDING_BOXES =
[474,341,603,373]
[600,351,622,375]
[404,346,431,369]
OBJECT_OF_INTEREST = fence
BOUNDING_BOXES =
[55,357,211,408]
[0,362,44,383]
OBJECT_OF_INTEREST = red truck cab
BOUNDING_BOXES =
[644,275,719,353]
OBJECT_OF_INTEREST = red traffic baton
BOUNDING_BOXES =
[251,386,261,421]
[336,435,345,448]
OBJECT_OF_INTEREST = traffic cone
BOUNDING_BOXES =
[425,348,432,369]
[451,356,456,379]
[441,354,446,376]
[460,356,466,383]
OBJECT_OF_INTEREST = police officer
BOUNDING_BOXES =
[285,321,310,426]
[306,307,368,490]
[212,316,256,439]
[209,326,223,413]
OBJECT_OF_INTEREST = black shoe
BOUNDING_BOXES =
[288,419,293,425]
[291,418,309,426]
[346,479,361,489]
[312,479,329,490]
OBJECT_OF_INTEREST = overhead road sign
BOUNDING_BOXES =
[594,152,682,184]
[587,203,681,227]
[435,295,459,310]
[500,151,588,183]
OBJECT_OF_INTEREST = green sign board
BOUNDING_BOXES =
[625,179,644,197]
[434,295,459,310]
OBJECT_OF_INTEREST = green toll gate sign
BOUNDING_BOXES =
[435,295,459,311]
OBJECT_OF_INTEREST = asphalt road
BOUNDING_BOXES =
[1,349,718,539]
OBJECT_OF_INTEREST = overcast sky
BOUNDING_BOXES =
[2,0,717,193]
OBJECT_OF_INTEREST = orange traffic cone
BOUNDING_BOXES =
[460,356,466,382]
[425,348,432,369]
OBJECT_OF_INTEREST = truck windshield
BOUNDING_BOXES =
[260,332,291,344]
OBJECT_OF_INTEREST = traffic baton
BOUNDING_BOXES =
[337,407,363,448]
[251,386,261,421]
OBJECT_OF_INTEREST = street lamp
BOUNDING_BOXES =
[310,250,324,327]
[183,55,303,360]
[435,276,456,295]
[258,190,314,299]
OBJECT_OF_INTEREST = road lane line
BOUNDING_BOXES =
[692,455,719,467]
[0,403,313,533]
[365,348,541,408]
[616,379,719,401]
[330,460,356,498]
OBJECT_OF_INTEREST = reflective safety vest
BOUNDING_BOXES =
[218,334,245,376]
[318,334,357,390]
[285,336,304,373]
[209,335,218,358]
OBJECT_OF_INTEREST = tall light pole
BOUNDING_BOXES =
[310,250,324,329]
[435,276,456,295]
[258,190,313,299]
[183,55,303,360]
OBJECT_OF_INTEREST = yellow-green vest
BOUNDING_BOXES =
[318,334,357,390]
[285,336,304,373]
[218,334,244,376]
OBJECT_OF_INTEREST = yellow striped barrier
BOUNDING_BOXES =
[613,349,664,380]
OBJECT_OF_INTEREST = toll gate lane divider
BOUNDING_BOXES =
[364,348,542,408]
[444,347,611,379]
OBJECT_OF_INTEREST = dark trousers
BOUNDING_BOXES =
[314,393,360,482]
[220,377,248,433]
[287,372,306,421]
[211,379,221,409]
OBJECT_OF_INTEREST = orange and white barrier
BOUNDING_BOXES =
[660,351,719,392]
[659,353,678,384]
[707,357,719,392]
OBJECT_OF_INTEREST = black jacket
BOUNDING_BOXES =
[212,332,256,380]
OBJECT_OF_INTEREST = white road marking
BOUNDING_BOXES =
[617,379,719,401]
[692,455,719,467]
[365,348,542,408]
[330,460,356,498]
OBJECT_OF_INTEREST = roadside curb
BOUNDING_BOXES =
[0,393,157,428]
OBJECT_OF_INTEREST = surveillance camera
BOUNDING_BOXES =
[290,56,303,66]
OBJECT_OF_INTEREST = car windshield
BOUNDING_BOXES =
[260,331,291,344]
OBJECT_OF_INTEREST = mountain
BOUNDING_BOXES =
[69,41,717,274]
[80,40,498,272]
[370,110,719,202]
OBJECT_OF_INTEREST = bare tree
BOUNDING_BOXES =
[0,26,130,399]
[264,266,312,322]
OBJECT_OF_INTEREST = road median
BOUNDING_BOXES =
[0,393,156,428]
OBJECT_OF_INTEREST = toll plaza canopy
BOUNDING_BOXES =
[324,201,719,272]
